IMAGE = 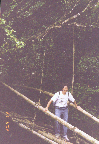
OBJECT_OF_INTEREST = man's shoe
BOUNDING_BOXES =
[55,134,60,138]
[63,135,70,142]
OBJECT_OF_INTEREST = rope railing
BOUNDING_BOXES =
[1,82,99,144]
[13,84,99,125]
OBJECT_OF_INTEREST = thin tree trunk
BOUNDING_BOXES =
[71,26,75,95]
[40,50,45,93]
[1,82,99,144]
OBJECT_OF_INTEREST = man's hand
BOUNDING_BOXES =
[76,106,82,111]
[45,107,48,112]
[44,99,52,112]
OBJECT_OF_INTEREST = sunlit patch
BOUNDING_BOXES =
[6,122,9,124]
[6,112,10,132]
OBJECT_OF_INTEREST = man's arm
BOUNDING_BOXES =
[45,99,53,111]
[74,100,77,108]
[74,100,82,110]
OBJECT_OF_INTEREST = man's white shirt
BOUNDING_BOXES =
[51,91,75,107]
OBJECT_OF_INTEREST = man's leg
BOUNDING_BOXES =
[63,108,68,136]
[55,108,61,136]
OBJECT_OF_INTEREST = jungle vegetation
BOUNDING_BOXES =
[0,0,99,141]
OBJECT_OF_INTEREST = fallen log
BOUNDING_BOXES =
[1,82,99,144]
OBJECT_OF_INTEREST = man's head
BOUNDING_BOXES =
[62,85,68,95]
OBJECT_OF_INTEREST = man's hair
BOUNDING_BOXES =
[61,82,68,89]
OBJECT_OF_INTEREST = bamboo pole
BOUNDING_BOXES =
[1,82,99,144]
[13,84,99,125]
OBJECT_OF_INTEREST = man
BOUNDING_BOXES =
[45,84,79,142]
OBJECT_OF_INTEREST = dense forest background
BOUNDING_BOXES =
[0,0,99,142]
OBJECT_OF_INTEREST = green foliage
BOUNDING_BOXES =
[77,54,99,87]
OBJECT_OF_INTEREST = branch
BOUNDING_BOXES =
[68,22,87,27]
[26,0,94,41]
[62,0,92,25]
[68,22,98,28]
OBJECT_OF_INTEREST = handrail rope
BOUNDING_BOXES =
[1,82,99,144]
